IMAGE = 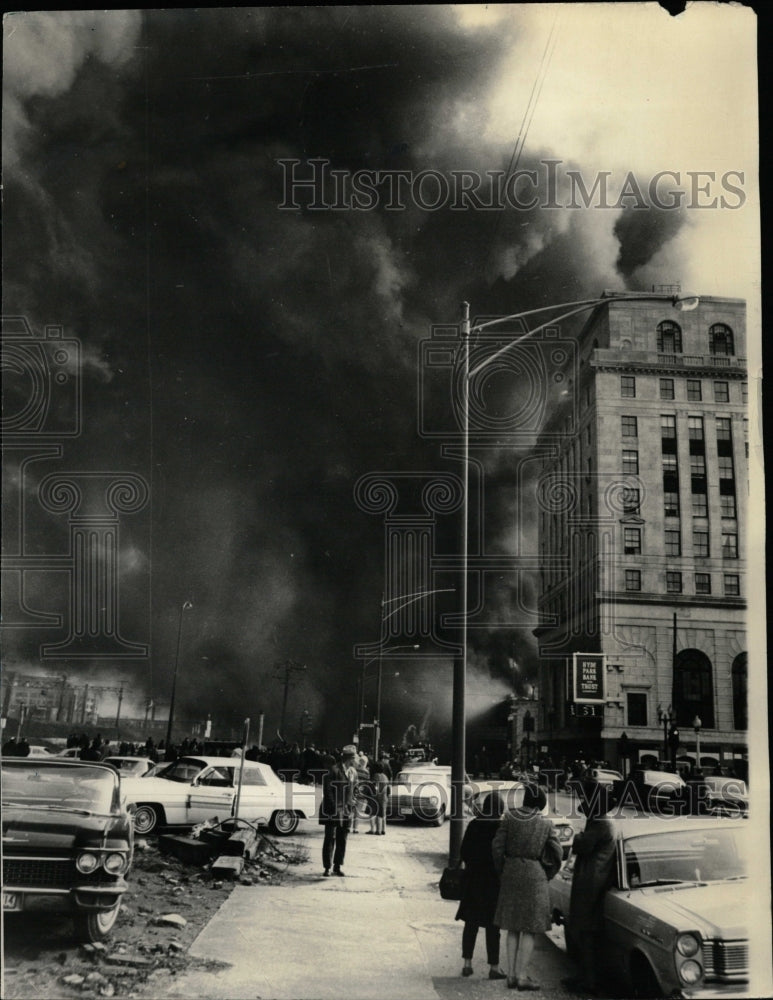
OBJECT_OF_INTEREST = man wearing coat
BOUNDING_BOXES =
[319,745,357,877]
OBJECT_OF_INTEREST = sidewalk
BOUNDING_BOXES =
[156,825,576,1000]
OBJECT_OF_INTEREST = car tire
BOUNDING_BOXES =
[73,901,121,943]
[269,810,299,835]
[430,806,446,827]
[630,952,663,998]
[133,804,162,835]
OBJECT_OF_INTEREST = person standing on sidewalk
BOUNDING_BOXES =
[369,753,392,835]
[319,747,357,877]
[456,791,507,981]
[563,783,618,996]
[492,784,563,990]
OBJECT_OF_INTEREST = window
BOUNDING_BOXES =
[720,494,736,518]
[664,491,680,517]
[741,381,748,404]
[662,453,677,472]
[660,378,675,400]
[665,529,681,556]
[625,569,641,592]
[666,571,682,593]
[709,323,734,356]
[722,532,738,559]
[691,493,708,517]
[627,692,648,727]
[622,450,639,474]
[621,415,638,437]
[623,487,640,514]
[693,530,709,557]
[674,649,715,728]
[690,454,706,477]
[621,375,636,397]
[660,414,676,437]
[724,574,740,596]
[624,527,641,554]
[687,380,702,401]
[688,416,704,441]
[657,320,682,353]
[718,456,734,479]
[716,417,732,441]
[732,654,747,731]
[695,573,711,594]
[713,381,729,403]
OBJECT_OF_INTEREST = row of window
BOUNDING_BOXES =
[620,374,748,402]
[622,525,738,558]
[623,570,740,595]
[655,321,736,356]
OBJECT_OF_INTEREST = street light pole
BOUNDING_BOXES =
[166,600,193,749]
[693,715,702,775]
[450,291,699,865]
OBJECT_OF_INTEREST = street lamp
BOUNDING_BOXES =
[166,600,193,749]
[693,715,702,775]
[452,291,699,864]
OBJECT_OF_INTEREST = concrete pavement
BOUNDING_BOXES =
[156,820,576,1000]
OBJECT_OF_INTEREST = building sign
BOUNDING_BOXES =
[572,653,606,703]
[568,702,603,718]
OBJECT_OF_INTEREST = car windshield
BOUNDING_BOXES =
[104,758,146,775]
[1,762,117,814]
[153,758,208,783]
[624,826,747,887]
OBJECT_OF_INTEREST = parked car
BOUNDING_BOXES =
[589,767,623,786]
[1,758,133,942]
[53,747,84,759]
[102,756,157,778]
[25,744,56,757]
[468,779,575,859]
[119,756,317,835]
[550,815,748,997]
[698,776,749,818]
[388,764,472,825]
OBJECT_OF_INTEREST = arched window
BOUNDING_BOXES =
[674,648,714,728]
[657,321,682,353]
[709,323,735,356]
[731,653,747,730]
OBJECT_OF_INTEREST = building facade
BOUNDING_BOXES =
[534,291,748,779]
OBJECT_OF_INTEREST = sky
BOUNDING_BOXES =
[1,4,761,750]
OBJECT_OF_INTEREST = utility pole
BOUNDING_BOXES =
[115,685,124,734]
[273,660,306,738]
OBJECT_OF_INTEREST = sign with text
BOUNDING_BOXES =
[572,653,606,704]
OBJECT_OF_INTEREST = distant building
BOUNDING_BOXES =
[534,290,747,778]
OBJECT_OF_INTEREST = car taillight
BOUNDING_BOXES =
[76,852,100,873]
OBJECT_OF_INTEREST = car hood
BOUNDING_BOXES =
[2,806,124,849]
[630,880,748,938]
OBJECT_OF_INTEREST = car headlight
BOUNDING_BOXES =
[557,825,573,841]
[425,795,439,806]
[679,959,702,985]
[676,934,700,958]
[103,852,128,875]
[76,852,100,874]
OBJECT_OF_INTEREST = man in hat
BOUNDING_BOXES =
[319,746,357,877]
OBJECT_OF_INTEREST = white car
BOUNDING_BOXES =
[54,747,83,759]
[120,755,317,836]
[550,815,749,997]
[388,764,472,825]
[26,745,55,757]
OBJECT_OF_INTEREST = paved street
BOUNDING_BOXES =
[155,812,578,1000]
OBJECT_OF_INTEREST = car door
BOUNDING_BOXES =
[228,765,279,825]
[186,765,236,824]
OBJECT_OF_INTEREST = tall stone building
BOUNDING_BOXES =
[534,290,748,779]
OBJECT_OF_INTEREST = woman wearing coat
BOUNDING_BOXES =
[455,791,507,980]
[492,784,563,990]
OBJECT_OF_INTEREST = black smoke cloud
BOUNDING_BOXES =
[3,8,676,747]
[614,201,689,279]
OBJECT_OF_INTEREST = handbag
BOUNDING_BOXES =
[439,865,465,901]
